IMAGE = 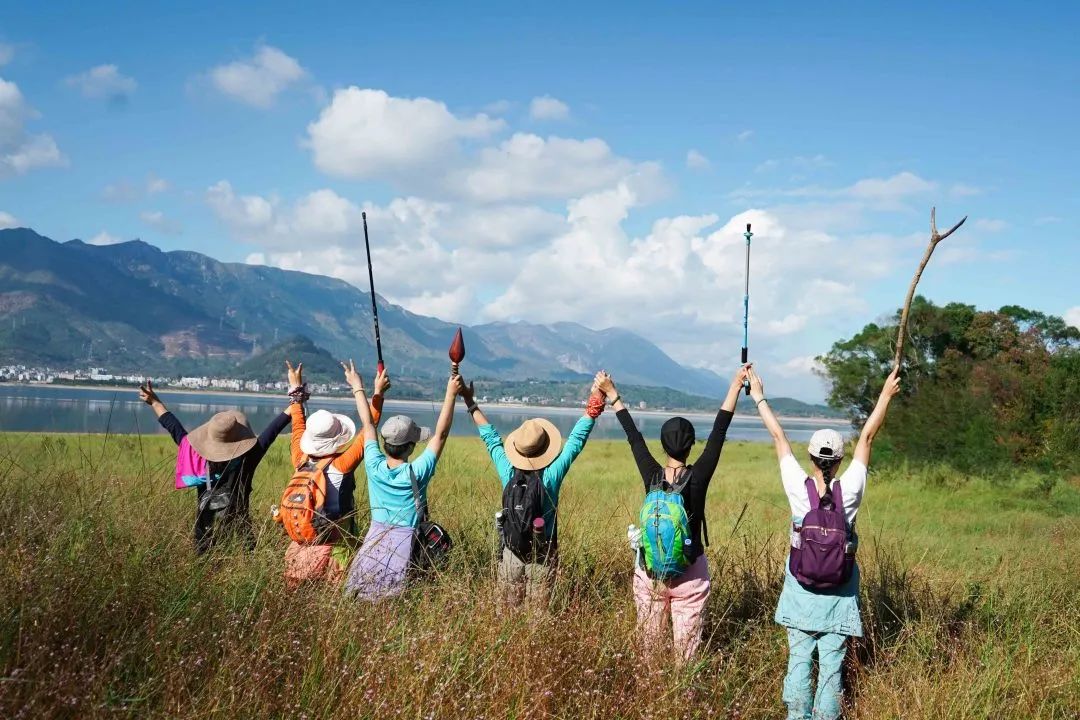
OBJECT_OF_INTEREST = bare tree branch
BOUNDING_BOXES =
[892,207,968,371]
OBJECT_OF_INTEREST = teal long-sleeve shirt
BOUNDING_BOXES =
[477,415,595,540]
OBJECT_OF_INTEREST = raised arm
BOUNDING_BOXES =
[342,360,376,443]
[454,374,491,427]
[425,372,460,460]
[693,364,750,478]
[596,371,661,485]
[334,368,391,472]
[139,380,168,419]
[853,369,900,467]
[747,366,792,461]
[454,374,514,485]
[286,360,306,466]
[139,380,187,445]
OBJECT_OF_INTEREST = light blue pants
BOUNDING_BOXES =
[783,628,848,720]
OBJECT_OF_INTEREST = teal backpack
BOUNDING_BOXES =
[638,467,693,580]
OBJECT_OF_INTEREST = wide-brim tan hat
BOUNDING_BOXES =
[300,409,357,457]
[187,410,258,462]
[504,418,563,471]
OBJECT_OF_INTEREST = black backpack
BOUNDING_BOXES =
[407,466,452,573]
[501,468,545,560]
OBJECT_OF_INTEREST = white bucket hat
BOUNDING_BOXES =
[300,409,357,457]
[807,429,845,460]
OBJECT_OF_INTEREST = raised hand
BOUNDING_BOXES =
[880,369,901,399]
[341,359,363,392]
[446,373,461,397]
[594,371,617,402]
[732,363,751,388]
[747,366,765,401]
[138,380,160,405]
[286,360,304,388]
[374,368,391,396]
[453,374,474,401]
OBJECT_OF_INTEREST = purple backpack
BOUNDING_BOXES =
[789,477,853,589]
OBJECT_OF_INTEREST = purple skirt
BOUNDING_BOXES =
[344,521,414,601]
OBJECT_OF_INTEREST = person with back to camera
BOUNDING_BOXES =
[747,365,900,720]
[595,364,750,662]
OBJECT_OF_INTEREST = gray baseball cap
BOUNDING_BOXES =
[807,429,845,459]
[380,415,432,445]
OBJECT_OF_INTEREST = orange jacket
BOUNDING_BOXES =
[287,396,384,470]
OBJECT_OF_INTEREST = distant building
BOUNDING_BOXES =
[639,400,647,410]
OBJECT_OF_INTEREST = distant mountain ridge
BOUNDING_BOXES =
[0,228,818,408]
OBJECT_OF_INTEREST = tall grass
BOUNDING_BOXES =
[1,432,1078,718]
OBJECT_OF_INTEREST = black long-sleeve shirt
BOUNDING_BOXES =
[159,410,290,514]
[616,407,734,561]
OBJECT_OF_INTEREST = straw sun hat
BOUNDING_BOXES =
[504,418,563,471]
[186,410,258,462]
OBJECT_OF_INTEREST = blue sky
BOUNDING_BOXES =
[2,2,1077,400]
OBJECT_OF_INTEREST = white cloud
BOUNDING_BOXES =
[529,95,569,121]
[146,174,169,194]
[306,87,503,180]
[732,171,937,211]
[450,133,660,203]
[736,129,754,142]
[686,149,710,170]
[65,64,136,101]
[484,99,513,115]
[0,210,18,228]
[1064,307,1080,330]
[139,210,182,235]
[481,188,868,369]
[209,45,305,108]
[1035,215,1061,225]
[845,171,936,205]
[103,174,170,202]
[0,77,65,177]
[949,183,982,198]
[206,180,279,234]
[777,355,822,377]
[88,230,123,246]
[0,44,13,67]
[974,218,1007,233]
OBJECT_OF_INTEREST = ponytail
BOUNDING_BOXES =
[811,455,842,485]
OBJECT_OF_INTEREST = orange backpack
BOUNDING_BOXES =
[275,456,336,544]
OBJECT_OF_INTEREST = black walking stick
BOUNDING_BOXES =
[362,211,385,374]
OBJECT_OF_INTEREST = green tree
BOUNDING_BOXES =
[817,299,1079,473]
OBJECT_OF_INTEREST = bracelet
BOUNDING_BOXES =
[609,394,621,406]
[466,403,480,414]
[351,387,365,395]
[756,397,767,407]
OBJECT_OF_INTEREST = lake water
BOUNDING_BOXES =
[0,384,851,443]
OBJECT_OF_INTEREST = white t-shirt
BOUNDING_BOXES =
[779,453,867,527]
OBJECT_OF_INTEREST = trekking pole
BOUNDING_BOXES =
[362,211,385,374]
[741,222,753,395]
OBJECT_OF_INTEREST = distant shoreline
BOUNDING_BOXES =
[5,382,849,426]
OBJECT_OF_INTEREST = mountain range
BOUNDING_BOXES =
[0,228,832,415]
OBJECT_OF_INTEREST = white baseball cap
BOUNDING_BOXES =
[380,415,432,446]
[807,429,844,460]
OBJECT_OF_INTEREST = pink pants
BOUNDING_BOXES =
[633,554,711,662]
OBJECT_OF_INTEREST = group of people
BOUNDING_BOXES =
[139,358,900,720]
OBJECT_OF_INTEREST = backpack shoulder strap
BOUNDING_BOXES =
[829,479,847,526]
[804,477,821,511]
[669,465,693,494]
[408,464,428,523]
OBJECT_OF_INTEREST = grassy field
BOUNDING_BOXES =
[1,431,1078,719]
